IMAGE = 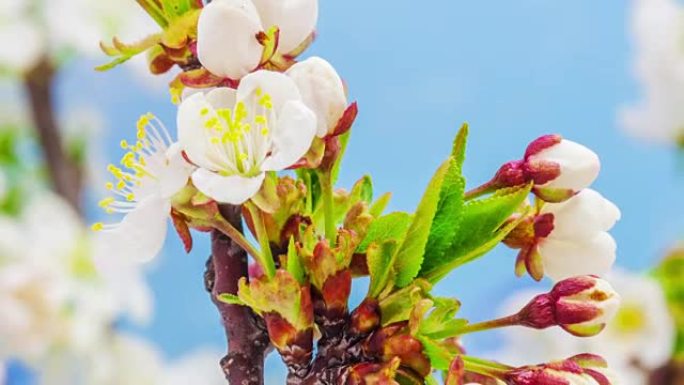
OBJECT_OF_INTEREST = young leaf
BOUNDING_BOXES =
[378,279,432,326]
[366,240,398,298]
[417,336,455,371]
[423,124,468,267]
[393,160,451,288]
[420,184,533,283]
[217,293,246,306]
[356,212,412,253]
[286,237,305,284]
[369,192,392,218]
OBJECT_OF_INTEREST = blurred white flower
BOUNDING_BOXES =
[537,189,620,281]
[178,70,316,204]
[620,0,684,145]
[0,191,154,366]
[0,0,157,73]
[197,0,318,79]
[93,114,194,263]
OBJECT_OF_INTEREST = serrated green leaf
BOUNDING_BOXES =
[286,237,305,284]
[357,212,412,253]
[423,125,468,270]
[418,336,454,371]
[367,240,398,298]
[420,184,533,283]
[217,293,246,306]
[393,160,451,287]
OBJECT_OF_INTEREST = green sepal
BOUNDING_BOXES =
[417,336,455,372]
[96,34,162,72]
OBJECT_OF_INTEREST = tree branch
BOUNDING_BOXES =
[206,204,270,385]
[24,58,82,211]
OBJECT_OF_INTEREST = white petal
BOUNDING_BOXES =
[206,87,237,109]
[542,188,621,240]
[159,142,195,199]
[177,93,222,171]
[191,168,265,204]
[531,139,600,191]
[95,196,169,263]
[261,100,316,171]
[237,70,302,113]
[286,56,347,137]
[251,0,318,53]
[197,0,263,79]
[539,232,617,281]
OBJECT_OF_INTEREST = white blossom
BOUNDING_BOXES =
[537,189,620,281]
[178,70,316,204]
[620,0,684,145]
[197,0,318,79]
[93,113,194,263]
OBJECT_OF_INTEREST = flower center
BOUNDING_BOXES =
[200,88,274,177]
[612,303,646,334]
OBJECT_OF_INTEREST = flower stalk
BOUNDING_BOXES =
[212,212,263,267]
[320,170,337,246]
[456,314,522,335]
[245,201,276,279]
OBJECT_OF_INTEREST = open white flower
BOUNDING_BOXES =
[178,70,316,204]
[537,189,620,281]
[93,114,194,263]
[197,0,318,79]
[591,270,675,371]
[286,56,347,137]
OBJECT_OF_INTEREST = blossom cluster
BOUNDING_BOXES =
[90,0,633,384]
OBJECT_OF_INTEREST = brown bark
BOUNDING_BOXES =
[206,205,270,384]
[24,58,82,211]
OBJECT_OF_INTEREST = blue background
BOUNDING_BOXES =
[37,0,684,380]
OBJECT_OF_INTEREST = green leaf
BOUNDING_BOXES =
[357,212,412,253]
[418,336,455,371]
[423,124,468,268]
[366,240,399,298]
[369,192,392,218]
[217,293,246,306]
[378,279,432,326]
[420,184,533,283]
[286,237,305,285]
[393,160,451,287]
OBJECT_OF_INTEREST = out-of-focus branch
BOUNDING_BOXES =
[205,204,270,385]
[24,57,82,212]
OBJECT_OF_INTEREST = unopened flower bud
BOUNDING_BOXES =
[517,276,620,337]
[287,57,348,137]
[505,354,614,385]
[493,135,600,203]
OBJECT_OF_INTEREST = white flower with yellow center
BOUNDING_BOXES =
[177,70,316,204]
[92,113,194,263]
